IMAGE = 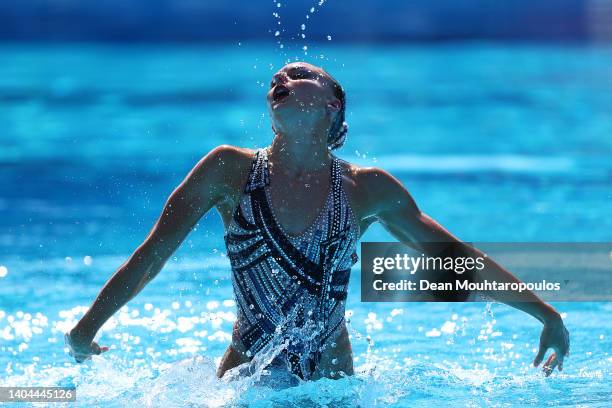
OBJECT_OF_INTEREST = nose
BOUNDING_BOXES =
[272,72,288,86]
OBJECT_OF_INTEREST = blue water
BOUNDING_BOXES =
[0,43,611,407]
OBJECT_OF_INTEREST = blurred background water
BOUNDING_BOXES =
[0,0,611,407]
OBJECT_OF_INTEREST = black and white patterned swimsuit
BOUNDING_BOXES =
[223,147,360,380]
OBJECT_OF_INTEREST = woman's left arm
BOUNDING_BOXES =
[358,166,570,376]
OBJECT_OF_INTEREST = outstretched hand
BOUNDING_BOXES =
[65,332,109,363]
[533,316,570,377]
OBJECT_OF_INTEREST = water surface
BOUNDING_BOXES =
[0,43,611,407]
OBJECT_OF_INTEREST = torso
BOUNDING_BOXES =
[216,146,365,380]
[216,148,373,238]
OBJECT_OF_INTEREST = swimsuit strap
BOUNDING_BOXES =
[244,148,270,193]
[247,146,342,202]
[328,155,343,238]
[245,147,344,241]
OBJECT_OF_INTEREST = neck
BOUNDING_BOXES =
[268,130,332,177]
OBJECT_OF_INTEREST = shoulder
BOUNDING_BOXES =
[182,144,256,202]
[191,144,255,181]
[336,158,417,220]
[337,159,404,198]
[200,144,255,169]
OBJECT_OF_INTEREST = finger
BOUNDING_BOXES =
[543,353,557,377]
[552,345,565,372]
[557,352,564,372]
[91,342,102,355]
[75,354,90,363]
[533,344,547,367]
[91,342,109,356]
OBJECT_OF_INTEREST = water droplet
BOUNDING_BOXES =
[249,304,255,310]
[275,31,280,37]
[83,256,93,266]
[332,358,338,364]
[302,46,308,51]
[327,35,332,41]
[246,350,252,357]
[301,24,306,30]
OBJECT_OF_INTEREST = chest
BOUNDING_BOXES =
[266,178,331,235]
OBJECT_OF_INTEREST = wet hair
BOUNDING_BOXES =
[325,72,348,151]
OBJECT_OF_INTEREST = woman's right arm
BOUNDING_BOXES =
[66,145,235,362]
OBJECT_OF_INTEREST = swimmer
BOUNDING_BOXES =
[65,62,570,379]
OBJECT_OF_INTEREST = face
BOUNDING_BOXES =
[267,62,341,137]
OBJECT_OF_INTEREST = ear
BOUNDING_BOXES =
[327,97,341,113]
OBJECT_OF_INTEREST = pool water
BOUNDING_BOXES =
[0,43,611,407]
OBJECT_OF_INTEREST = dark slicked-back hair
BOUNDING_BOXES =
[325,72,348,150]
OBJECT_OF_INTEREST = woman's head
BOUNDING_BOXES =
[267,62,348,150]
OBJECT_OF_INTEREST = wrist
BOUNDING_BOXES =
[70,321,95,345]
[541,306,562,326]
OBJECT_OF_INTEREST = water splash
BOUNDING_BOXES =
[270,0,332,62]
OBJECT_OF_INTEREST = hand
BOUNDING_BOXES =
[64,330,109,363]
[533,314,570,377]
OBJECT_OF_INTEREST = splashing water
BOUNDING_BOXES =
[2,251,609,407]
[2,43,612,406]
[270,0,333,61]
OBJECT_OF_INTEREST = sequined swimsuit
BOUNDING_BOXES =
[223,147,360,380]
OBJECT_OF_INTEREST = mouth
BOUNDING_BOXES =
[272,85,291,105]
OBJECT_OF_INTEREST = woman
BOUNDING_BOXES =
[66,62,569,381]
